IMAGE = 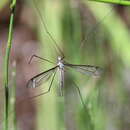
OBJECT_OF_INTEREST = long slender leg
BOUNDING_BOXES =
[28,54,54,64]
[80,8,113,49]
[72,80,95,129]
[71,80,86,109]
[32,0,65,58]
[64,67,85,106]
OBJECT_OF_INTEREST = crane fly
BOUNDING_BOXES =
[26,0,106,96]
[27,55,103,96]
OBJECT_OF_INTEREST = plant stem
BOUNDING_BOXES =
[89,0,130,5]
[4,0,16,130]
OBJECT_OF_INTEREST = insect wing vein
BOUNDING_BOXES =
[27,66,58,88]
[64,63,103,76]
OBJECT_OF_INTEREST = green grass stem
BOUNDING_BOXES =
[89,0,130,5]
[3,0,16,130]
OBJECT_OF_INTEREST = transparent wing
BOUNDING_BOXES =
[64,63,103,76]
[27,66,58,88]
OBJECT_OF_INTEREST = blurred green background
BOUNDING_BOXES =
[0,0,130,130]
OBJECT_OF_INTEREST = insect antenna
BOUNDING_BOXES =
[32,0,64,58]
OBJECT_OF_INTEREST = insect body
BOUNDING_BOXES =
[27,55,102,96]
[27,0,103,95]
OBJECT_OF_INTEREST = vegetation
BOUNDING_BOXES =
[3,0,17,130]
[1,0,130,130]
[91,0,130,5]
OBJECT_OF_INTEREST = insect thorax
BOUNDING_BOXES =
[57,56,64,69]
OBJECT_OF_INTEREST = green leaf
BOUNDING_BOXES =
[89,0,130,5]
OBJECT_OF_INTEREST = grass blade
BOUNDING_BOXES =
[89,0,130,5]
[3,0,17,130]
